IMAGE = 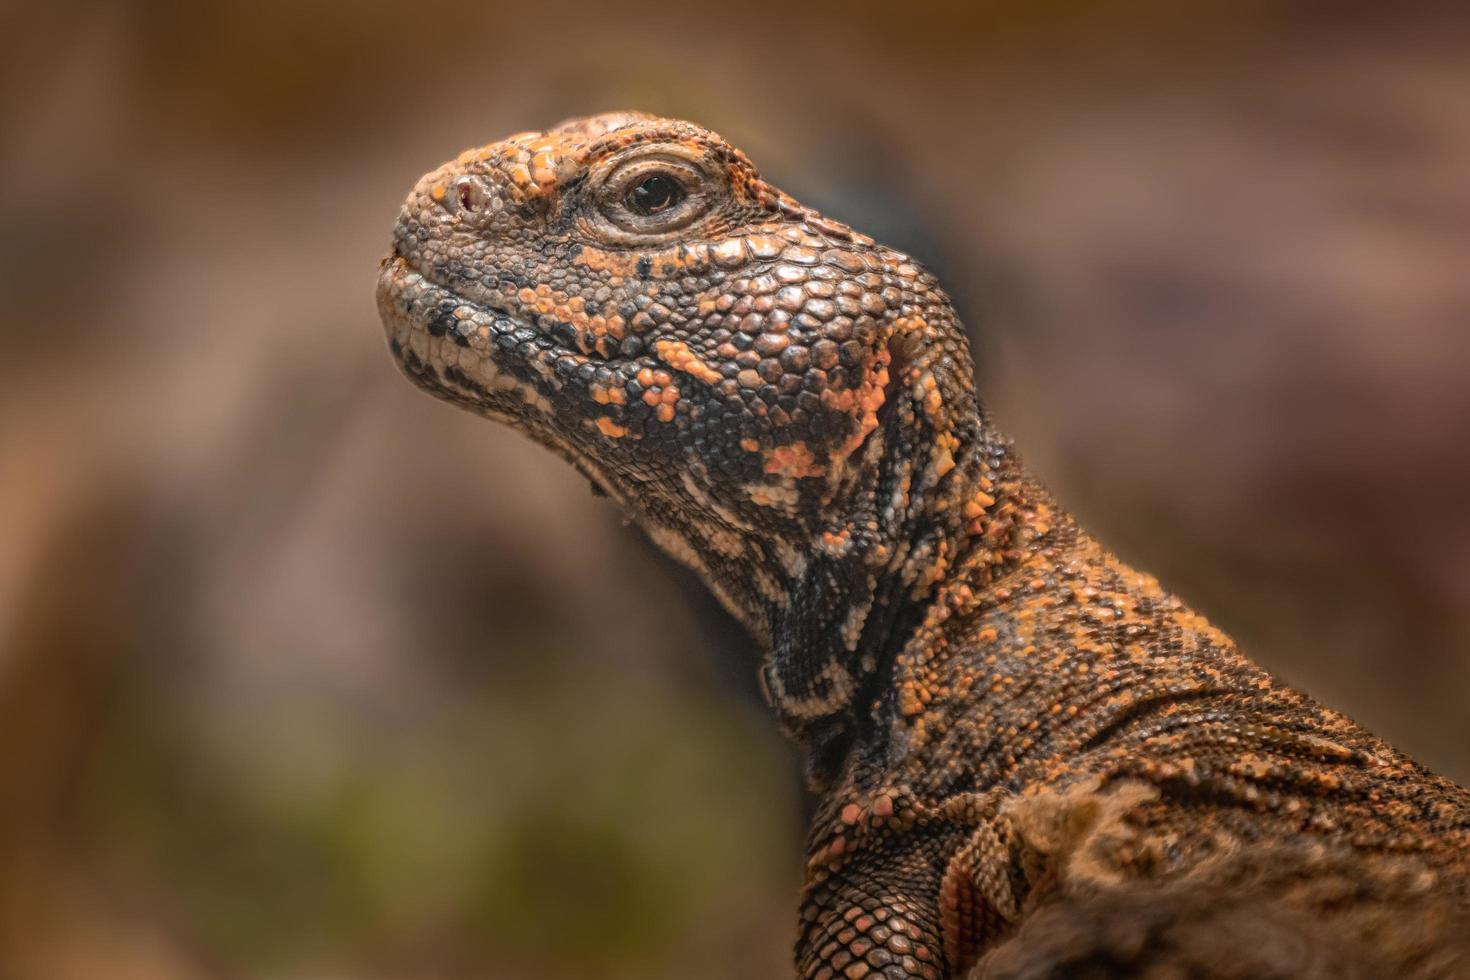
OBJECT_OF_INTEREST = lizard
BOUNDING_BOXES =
[376,111,1470,978]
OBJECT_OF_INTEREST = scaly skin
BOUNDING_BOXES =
[377,112,1470,978]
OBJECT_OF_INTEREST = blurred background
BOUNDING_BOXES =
[2,2,1468,977]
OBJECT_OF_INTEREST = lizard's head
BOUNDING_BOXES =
[379,112,1007,756]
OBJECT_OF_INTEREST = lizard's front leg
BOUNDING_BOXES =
[795,851,949,980]
[795,788,1023,980]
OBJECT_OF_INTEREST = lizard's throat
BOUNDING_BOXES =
[735,397,1027,781]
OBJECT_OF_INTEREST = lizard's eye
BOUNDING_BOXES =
[625,173,685,215]
[593,153,717,239]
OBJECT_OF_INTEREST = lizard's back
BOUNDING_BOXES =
[809,490,1470,977]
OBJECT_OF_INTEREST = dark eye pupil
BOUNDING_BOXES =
[627,174,684,215]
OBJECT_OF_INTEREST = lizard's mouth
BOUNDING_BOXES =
[376,251,577,422]
[376,248,644,523]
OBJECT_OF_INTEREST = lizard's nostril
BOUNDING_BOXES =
[453,178,485,214]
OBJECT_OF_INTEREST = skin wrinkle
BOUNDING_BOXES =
[378,113,1470,979]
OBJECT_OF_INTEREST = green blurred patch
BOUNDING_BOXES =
[78,654,799,978]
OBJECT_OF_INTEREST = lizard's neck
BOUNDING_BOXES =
[754,332,1048,783]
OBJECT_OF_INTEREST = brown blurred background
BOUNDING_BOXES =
[2,2,1468,977]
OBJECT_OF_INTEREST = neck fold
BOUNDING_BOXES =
[757,362,1041,782]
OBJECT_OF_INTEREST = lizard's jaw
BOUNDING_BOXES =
[376,251,578,428]
[376,248,663,527]
[376,249,782,642]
